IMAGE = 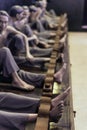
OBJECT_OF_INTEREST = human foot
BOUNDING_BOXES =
[57,53,64,63]
[50,101,64,122]
[12,80,35,91]
[44,44,52,48]
[59,34,67,43]
[54,63,67,84]
[48,40,55,44]
[28,114,38,122]
[58,41,65,53]
[51,87,70,108]
[49,32,56,37]
[34,57,50,62]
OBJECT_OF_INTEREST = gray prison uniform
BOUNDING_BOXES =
[0,47,45,87]
[13,22,50,45]
[6,33,52,58]
[14,22,54,45]
[5,33,49,68]
[0,47,19,77]
[36,30,56,39]
[30,46,52,57]
[21,25,53,57]
[22,23,56,42]
[20,25,53,57]
[18,70,45,88]
[30,19,46,32]
[0,92,40,130]
[20,23,52,45]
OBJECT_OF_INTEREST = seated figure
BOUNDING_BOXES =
[0,47,67,90]
[0,87,70,130]
[0,10,51,68]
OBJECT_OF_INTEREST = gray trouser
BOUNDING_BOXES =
[5,33,25,56]
[0,92,39,113]
[5,34,52,66]
[20,24,54,45]
[0,92,40,130]
[0,47,19,77]
[0,67,45,88]
[30,46,52,57]
[30,19,45,32]
[18,70,45,88]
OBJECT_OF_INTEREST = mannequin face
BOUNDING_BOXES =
[16,12,24,20]
[23,9,30,19]
[0,15,8,32]
[43,1,47,8]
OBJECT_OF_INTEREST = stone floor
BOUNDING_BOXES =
[69,32,87,130]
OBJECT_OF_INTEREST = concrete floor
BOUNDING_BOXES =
[69,32,87,130]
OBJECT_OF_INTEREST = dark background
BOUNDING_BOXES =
[0,0,86,31]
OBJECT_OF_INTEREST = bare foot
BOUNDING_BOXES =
[54,63,67,84]
[44,44,52,48]
[51,87,70,108]
[59,34,67,43]
[57,53,64,63]
[58,41,65,53]
[50,101,64,122]
[28,114,38,122]
[33,57,50,62]
[26,53,34,61]
[12,80,35,91]
[48,40,55,44]
[50,32,56,37]
[49,24,58,30]
[58,34,67,53]
[61,19,67,29]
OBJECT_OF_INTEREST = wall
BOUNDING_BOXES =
[47,0,84,31]
[0,0,23,11]
[82,0,87,25]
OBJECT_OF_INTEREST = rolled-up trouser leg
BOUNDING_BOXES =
[35,20,45,32]
[18,70,45,88]
[7,34,25,56]
[14,55,47,67]
[0,47,19,77]
[0,92,40,113]
[36,30,55,39]
[22,24,33,37]
[30,47,53,57]
[30,20,45,32]
[0,110,29,130]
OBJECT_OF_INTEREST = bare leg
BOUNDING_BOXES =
[50,101,64,122]
[27,114,38,122]
[27,101,64,122]
[12,71,35,91]
[54,63,67,84]
[49,32,56,37]
[51,87,70,108]
[33,57,50,62]
[58,34,67,53]
[0,87,70,126]
[27,87,70,122]
[48,39,55,44]
[38,41,52,48]
[50,87,70,122]
[59,34,67,43]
